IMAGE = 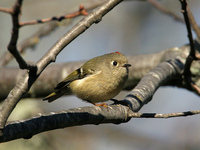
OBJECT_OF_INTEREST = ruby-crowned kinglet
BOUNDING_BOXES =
[43,52,131,107]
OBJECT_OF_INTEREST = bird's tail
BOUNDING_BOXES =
[43,92,63,102]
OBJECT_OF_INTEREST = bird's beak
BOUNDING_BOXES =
[123,64,131,67]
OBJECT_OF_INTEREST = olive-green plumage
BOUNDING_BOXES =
[43,52,131,105]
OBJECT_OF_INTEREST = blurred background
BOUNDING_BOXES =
[0,0,200,149]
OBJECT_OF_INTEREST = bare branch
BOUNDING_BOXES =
[1,99,199,143]
[0,7,12,14]
[129,110,200,118]
[0,22,58,67]
[1,104,200,143]
[19,5,88,27]
[0,105,131,143]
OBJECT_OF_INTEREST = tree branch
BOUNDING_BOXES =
[1,0,200,143]
[0,105,131,143]
[129,110,200,118]
[19,5,88,27]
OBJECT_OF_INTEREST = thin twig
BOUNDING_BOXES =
[19,5,88,27]
[129,110,200,118]
[0,7,12,14]
[0,105,131,142]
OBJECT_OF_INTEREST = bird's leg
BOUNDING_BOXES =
[87,101,108,108]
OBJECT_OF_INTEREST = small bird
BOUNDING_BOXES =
[43,52,131,107]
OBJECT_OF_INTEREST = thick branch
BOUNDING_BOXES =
[129,110,200,118]
[0,105,130,143]
[2,102,200,143]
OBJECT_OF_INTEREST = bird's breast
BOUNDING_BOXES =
[69,71,127,103]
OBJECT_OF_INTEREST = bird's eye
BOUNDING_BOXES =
[112,61,118,66]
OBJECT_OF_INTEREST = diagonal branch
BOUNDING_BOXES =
[0,0,124,136]
[0,105,131,143]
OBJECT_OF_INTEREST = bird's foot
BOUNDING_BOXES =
[87,101,108,108]
[94,103,108,108]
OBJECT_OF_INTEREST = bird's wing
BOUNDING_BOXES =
[54,67,93,90]
[43,67,95,102]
